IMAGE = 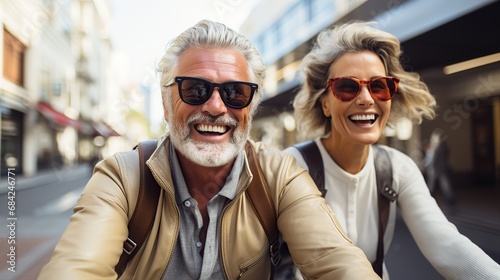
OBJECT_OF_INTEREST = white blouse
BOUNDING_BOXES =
[284,138,500,279]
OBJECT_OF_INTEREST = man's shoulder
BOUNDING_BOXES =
[251,140,294,162]
[90,148,142,191]
[250,140,305,183]
[251,140,279,153]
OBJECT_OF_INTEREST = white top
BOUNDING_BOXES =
[284,137,500,279]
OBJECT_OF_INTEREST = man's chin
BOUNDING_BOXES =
[180,141,238,167]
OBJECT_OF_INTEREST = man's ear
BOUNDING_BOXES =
[161,92,170,123]
[163,111,171,126]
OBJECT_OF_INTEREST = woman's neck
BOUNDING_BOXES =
[321,136,370,174]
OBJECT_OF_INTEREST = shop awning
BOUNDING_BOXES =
[92,121,121,138]
[1,90,30,113]
[37,101,82,131]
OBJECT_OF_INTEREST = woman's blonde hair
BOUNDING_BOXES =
[293,21,436,140]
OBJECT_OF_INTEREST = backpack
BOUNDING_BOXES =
[114,140,281,278]
[288,141,398,278]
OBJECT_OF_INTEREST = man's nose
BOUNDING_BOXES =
[202,88,228,116]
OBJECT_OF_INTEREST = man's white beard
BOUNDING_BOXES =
[169,114,250,167]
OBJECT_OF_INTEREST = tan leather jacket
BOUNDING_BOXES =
[38,137,379,280]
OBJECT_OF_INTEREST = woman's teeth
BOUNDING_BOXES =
[349,114,376,124]
[349,114,375,121]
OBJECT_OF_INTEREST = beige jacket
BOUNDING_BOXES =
[38,137,379,280]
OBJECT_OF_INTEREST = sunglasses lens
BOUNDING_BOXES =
[179,78,211,105]
[333,78,360,101]
[330,77,398,101]
[221,83,253,108]
[369,78,397,101]
[176,77,256,108]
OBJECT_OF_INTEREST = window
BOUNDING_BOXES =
[3,29,26,86]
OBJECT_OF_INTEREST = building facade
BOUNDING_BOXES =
[0,0,121,177]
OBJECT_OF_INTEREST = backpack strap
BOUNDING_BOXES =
[293,141,326,197]
[295,142,397,277]
[244,141,281,273]
[115,139,161,277]
[372,145,397,277]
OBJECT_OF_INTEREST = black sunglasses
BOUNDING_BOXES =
[164,76,258,109]
[327,76,400,102]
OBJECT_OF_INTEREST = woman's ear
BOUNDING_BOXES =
[321,95,331,117]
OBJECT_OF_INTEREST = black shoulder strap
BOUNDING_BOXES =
[373,145,397,202]
[372,145,397,277]
[115,140,161,277]
[293,141,326,197]
[293,142,398,277]
[244,142,281,274]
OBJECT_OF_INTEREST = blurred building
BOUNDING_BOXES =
[241,0,500,185]
[0,0,125,177]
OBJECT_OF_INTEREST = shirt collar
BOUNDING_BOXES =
[169,141,244,204]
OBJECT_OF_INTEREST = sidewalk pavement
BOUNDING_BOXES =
[435,181,500,232]
[0,164,91,194]
[432,181,500,263]
[0,216,71,280]
[0,164,91,280]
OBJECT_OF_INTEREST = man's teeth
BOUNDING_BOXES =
[350,114,375,121]
[197,124,226,133]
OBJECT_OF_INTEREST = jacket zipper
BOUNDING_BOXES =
[222,176,254,279]
[150,168,180,280]
[236,260,261,279]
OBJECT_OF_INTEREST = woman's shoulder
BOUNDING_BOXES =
[373,144,420,171]
[374,144,410,158]
[282,140,315,170]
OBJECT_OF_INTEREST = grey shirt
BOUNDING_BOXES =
[162,142,244,280]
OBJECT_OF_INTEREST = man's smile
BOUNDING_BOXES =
[195,123,229,135]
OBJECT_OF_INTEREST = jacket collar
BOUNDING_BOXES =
[146,136,253,198]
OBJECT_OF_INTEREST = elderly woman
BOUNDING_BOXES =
[284,21,500,279]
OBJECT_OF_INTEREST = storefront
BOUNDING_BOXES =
[0,106,23,176]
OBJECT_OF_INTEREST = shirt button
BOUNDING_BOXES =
[184,200,191,207]
[196,241,203,248]
[353,178,358,183]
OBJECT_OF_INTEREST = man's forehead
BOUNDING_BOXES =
[176,48,251,81]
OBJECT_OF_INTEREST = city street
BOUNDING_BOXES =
[386,211,500,280]
[0,166,90,280]
[0,165,499,279]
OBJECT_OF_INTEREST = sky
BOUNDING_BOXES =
[108,0,262,85]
